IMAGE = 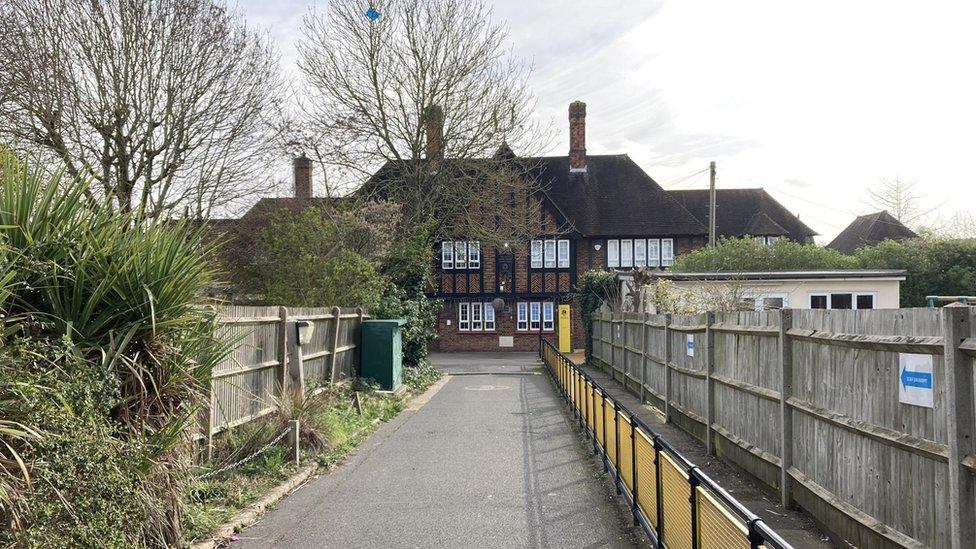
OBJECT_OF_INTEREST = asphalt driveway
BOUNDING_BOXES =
[237,353,641,548]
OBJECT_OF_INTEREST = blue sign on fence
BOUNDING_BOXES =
[898,353,934,408]
[685,334,695,357]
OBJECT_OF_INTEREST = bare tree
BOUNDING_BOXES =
[863,177,939,226]
[0,0,284,219]
[294,0,558,246]
[925,210,976,239]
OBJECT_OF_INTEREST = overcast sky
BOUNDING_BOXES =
[241,0,976,242]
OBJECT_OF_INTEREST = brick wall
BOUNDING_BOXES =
[432,300,584,352]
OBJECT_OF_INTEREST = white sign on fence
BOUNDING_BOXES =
[898,353,934,408]
[686,334,695,357]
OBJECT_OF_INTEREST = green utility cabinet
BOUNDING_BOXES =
[360,319,407,391]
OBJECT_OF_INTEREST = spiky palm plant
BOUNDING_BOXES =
[0,154,231,546]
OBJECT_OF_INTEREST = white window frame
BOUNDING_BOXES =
[455,241,467,269]
[544,239,557,268]
[458,302,470,331]
[647,239,660,267]
[529,302,541,330]
[607,239,620,268]
[809,293,829,309]
[517,302,528,331]
[661,238,675,266]
[633,239,647,267]
[807,292,876,310]
[557,239,570,268]
[468,241,481,268]
[542,302,554,331]
[484,303,495,331]
[530,240,543,269]
[441,241,454,269]
[471,302,483,331]
[620,239,633,268]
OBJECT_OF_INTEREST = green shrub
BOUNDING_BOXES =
[575,270,618,361]
[671,237,856,272]
[373,283,440,369]
[247,208,386,309]
[854,238,976,306]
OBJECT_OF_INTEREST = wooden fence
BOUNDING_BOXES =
[591,306,976,549]
[202,305,367,453]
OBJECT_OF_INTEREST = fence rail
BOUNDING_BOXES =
[199,305,368,457]
[541,340,792,549]
[591,306,976,549]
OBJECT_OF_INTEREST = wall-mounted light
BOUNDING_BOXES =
[594,243,602,251]
[503,242,510,248]
[296,320,315,346]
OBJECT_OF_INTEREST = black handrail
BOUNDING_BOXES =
[539,339,793,549]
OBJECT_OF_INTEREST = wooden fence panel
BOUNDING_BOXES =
[591,306,974,549]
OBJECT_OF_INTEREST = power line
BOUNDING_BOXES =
[661,167,710,189]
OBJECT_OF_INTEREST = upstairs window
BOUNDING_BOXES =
[634,239,647,267]
[557,240,570,268]
[442,241,481,270]
[607,239,620,268]
[544,239,556,268]
[606,238,675,268]
[530,240,543,269]
[530,239,570,269]
[756,236,779,246]
[620,239,633,268]
[661,238,675,266]
[441,241,454,269]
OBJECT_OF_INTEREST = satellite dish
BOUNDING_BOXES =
[492,297,505,312]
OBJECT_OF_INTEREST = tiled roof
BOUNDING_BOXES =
[827,211,918,254]
[669,188,817,242]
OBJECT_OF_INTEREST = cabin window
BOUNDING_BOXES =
[809,292,875,310]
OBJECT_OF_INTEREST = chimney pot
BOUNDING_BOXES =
[293,155,312,198]
[568,101,586,172]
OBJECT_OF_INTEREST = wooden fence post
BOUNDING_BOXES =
[664,313,673,423]
[621,312,629,385]
[278,306,288,395]
[778,308,794,508]
[203,379,214,462]
[944,303,975,547]
[705,311,716,456]
[328,306,342,383]
[286,320,304,400]
[356,307,365,377]
[640,312,647,405]
[609,312,615,375]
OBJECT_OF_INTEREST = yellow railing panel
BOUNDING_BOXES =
[635,428,658,528]
[595,391,605,446]
[586,381,595,431]
[697,486,751,549]
[661,452,693,549]
[605,399,617,465]
[617,412,634,492]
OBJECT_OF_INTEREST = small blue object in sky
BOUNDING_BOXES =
[365,8,380,21]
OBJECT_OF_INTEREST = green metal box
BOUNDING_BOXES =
[360,319,407,391]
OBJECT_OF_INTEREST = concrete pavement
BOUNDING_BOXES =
[237,353,642,548]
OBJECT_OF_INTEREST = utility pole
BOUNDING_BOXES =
[708,161,717,246]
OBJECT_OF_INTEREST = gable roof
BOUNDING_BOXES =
[668,188,817,242]
[523,155,706,237]
[827,211,918,254]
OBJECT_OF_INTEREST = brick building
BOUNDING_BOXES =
[382,101,817,352]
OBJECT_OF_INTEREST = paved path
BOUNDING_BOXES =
[238,353,641,548]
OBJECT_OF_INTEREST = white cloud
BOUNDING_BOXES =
[238,0,976,241]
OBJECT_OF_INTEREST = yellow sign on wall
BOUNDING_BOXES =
[558,305,571,353]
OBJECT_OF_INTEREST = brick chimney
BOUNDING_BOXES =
[569,100,586,173]
[293,154,312,198]
[424,104,444,170]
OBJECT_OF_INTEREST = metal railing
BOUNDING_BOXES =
[540,340,792,549]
